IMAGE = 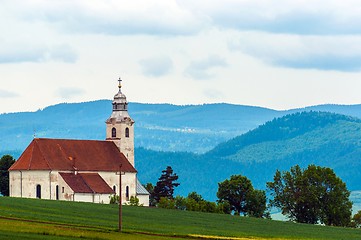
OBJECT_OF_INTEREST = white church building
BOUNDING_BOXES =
[9,79,149,206]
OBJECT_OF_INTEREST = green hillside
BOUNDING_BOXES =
[208,111,361,158]
[0,197,360,239]
[210,111,361,189]
[136,111,361,201]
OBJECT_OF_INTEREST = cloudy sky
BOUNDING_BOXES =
[1,0,361,113]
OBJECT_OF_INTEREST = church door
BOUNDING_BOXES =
[36,184,41,199]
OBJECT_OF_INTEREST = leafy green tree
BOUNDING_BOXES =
[157,191,230,214]
[157,197,176,209]
[187,192,203,202]
[352,210,361,228]
[153,166,180,203]
[217,174,267,217]
[217,200,232,214]
[174,195,187,210]
[246,189,267,218]
[0,155,15,196]
[267,164,352,226]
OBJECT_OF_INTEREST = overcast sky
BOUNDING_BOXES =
[1,0,361,113]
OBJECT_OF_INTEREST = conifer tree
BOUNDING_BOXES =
[153,166,180,203]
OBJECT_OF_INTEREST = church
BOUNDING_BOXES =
[8,79,149,206]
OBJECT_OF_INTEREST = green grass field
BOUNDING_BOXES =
[0,197,360,239]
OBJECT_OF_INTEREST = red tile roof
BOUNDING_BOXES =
[59,172,115,194]
[9,138,136,172]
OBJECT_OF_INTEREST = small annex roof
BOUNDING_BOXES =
[9,138,137,172]
[60,172,114,194]
[136,179,150,195]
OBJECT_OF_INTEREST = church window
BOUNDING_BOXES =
[126,186,129,201]
[125,128,129,138]
[56,185,59,200]
[36,184,41,199]
[113,185,116,193]
[62,187,65,193]
[112,127,116,138]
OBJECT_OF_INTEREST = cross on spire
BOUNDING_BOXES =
[117,77,123,94]
[118,77,122,89]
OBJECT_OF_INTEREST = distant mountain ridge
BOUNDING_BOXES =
[3,100,361,155]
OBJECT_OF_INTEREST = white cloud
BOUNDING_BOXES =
[15,0,204,36]
[0,89,18,98]
[230,32,361,71]
[180,0,361,35]
[56,87,85,100]
[0,42,77,64]
[185,55,228,80]
[203,88,224,101]
[139,56,173,77]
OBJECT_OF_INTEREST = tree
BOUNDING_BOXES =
[153,166,180,203]
[352,210,361,228]
[267,164,352,226]
[246,189,268,218]
[0,155,15,196]
[187,191,203,202]
[160,192,228,214]
[217,174,267,217]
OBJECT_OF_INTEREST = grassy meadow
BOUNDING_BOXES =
[0,197,360,239]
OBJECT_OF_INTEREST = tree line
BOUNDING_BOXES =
[146,164,361,228]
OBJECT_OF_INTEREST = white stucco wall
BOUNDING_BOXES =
[137,194,150,207]
[99,171,137,204]
[74,193,92,202]
[9,170,140,205]
[10,170,52,199]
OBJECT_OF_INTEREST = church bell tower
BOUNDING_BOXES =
[106,78,135,166]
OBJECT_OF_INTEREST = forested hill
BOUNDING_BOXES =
[207,111,361,158]
[136,111,361,201]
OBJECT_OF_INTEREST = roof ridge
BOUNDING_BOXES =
[36,138,109,143]
[79,173,96,194]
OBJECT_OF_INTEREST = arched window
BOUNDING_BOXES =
[125,127,129,138]
[36,184,41,199]
[112,127,116,138]
[113,185,116,193]
[126,186,129,201]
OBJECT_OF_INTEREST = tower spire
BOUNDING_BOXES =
[106,77,135,166]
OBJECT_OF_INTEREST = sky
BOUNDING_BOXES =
[2,0,361,113]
